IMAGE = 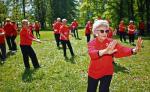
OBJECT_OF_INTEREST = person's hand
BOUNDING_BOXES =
[135,37,143,52]
[105,40,118,54]
[36,39,42,43]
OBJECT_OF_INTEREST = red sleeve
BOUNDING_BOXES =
[113,43,132,58]
[88,41,100,60]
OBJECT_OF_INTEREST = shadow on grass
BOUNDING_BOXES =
[113,62,130,73]
[64,56,76,64]
[22,69,37,82]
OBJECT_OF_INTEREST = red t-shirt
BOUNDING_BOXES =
[12,23,18,36]
[60,25,70,40]
[128,24,136,34]
[53,22,62,34]
[71,21,78,29]
[34,23,40,31]
[3,23,14,36]
[88,38,132,79]
[119,23,126,32]
[0,28,5,44]
[139,22,144,30]
[85,22,92,35]
[20,27,35,45]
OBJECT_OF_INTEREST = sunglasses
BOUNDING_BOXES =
[97,30,109,33]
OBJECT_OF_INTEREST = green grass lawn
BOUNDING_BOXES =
[0,30,150,92]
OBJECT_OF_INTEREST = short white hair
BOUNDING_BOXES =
[57,18,61,21]
[92,20,109,35]
[62,19,67,22]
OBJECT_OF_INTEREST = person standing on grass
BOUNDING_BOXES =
[85,20,92,42]
[119,20,126,42]
[3,18,14,52]
[20,19,41,69]
[34,21,41,39]
[11,21,18,53]
[71,19,79,39]
[87,20,143,92]
[53,18,62,49]
[128,20,136,45]
[0,24,6,63]
[60,19,74,58]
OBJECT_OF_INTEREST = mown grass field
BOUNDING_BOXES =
[0,29,150,92]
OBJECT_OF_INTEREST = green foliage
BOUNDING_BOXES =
[0,30,150,91]
[0,1,7,23]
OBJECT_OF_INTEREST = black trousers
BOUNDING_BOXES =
[61,40,74,57]
[20,45,40,68]
[119,32,126,42]
[11,36,17,51]
[35,30,40,38]
[6,36,12,50]
[86,34,91,42]
[54,34,60,47]
[0,43,6,60]
[128,34,135,44]
[73,28,79,38]
[139,29,144,36]
[87,75,112,92]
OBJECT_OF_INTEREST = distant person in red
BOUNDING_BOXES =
[0,24,6,63]
[60,19,74,58]
[11,21,18,52]
[87,20,143,92]
[128,20,136,45]
[107,27,114,38]
[71,19,79,39]
[3,18,14,51]
[34,21,41,39]
[53,18,62,49]
[20,19,41,69]
[29,22,34,35]
[85,21,92,42]
[119,20,126,42]
[139,20,145,36]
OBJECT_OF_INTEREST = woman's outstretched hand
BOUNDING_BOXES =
[105,40,118,54]
[135,37,143,52]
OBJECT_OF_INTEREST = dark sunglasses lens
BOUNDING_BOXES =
[100,30,104,33]
[105,30,109,33]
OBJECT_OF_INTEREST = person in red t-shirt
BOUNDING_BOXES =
[34,21,41,39]
[60,19,74,58]
[29,22,34,35]
[0,24,6,63]
[128,20,136,45]
[85,21,92,42]
[53,18,62,49]
[87,20,143,92]
[139,20,145,36]
[20,19,41,69]
[71,19,79,39]
[3,18,14,51]
[119,20,126,42]
[11,21,18,52]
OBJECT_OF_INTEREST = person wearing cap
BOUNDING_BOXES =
[60,19,74,58]
[3,18,14,51]
[34,21,41,39]
[119,20,126,42]
[53,18,62,49]
[0,24,6,63]
[71,19,79,39]
[128,20,136,45]
[87,20,143,92]
[11,21,18,52]
[20,19,41,69]
[85,20,92,42]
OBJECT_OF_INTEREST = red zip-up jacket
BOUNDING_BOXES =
[53,22,62,34]
[3,22,14,37]
[85,22,92,35]
[20,27,35,45]
[128,24,136,34]
[0,28,5,44]
[60,25,70,40]
[88,37,133,79]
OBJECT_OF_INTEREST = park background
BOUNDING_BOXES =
[0,0,150,92]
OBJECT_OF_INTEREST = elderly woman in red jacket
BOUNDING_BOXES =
[87,20,143,92]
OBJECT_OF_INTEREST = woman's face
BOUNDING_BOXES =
[97,26,109,40]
